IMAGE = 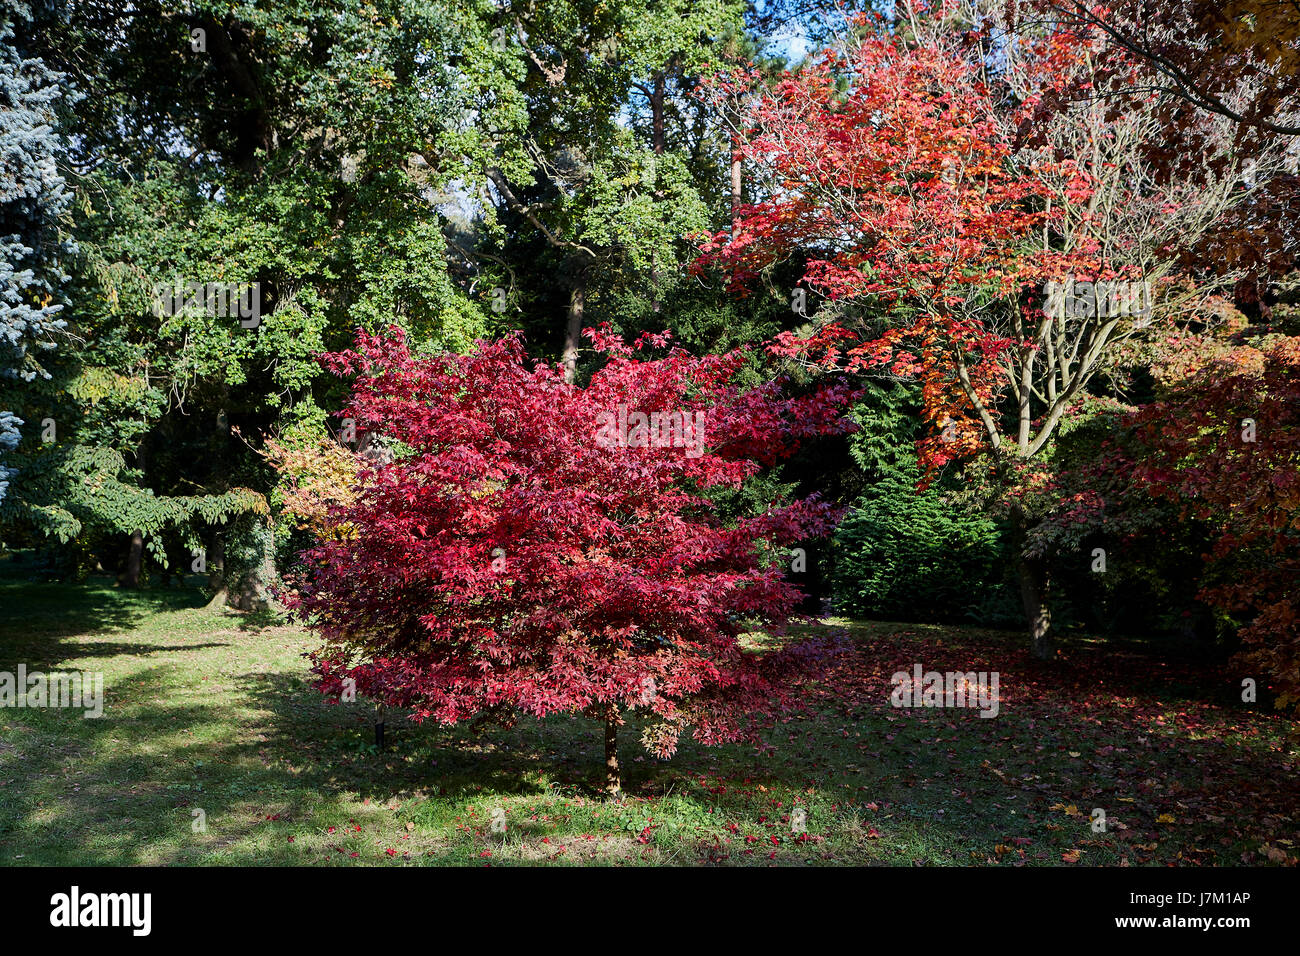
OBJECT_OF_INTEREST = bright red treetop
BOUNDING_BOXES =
[282,327,852,762]
[697,34,1082,306]
[695,30,1126,473]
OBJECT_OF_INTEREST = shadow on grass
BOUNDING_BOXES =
[0,566,209,644]
[0,587,1295,866]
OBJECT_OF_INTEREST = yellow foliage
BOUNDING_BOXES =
[259,434,364,540]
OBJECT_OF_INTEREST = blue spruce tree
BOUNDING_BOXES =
[1,0,73,501]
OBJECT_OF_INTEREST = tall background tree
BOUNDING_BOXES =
[696,2,1273,656]
[0,0,73,503]
[4,0,533,593]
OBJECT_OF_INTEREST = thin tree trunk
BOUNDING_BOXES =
[1018,555,1053,659]
[650,73,666,156]
[730,134,743,234]
[206,530,227,606]
[562,272,586,384]
[649,73,665,313]
[227,518,276,612]
[121,531,144,589]
[1010,500,1053,659]
[206,388,232,607]
[121,434,149,589]
[604,703,622,799]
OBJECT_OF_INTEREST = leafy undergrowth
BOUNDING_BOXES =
[0,569,1296,866]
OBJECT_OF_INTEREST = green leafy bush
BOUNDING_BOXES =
[829,382,1016,625]
[831,470,1012,623]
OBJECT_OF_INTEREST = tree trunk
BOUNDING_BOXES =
[1018,555,1053,660]
[562,271,586,384]
[120,432,148,589]
[195,16,274,176]
[227,518,276,612]
[206,530,227,606]
[730,133,743,234]
[650,72,666,156]
[120,531,144,589]
[206,388,233,608]
[1009,499,1053,659]
[648,72,666,314]
[208,516,276,612]
[603,704,622,799]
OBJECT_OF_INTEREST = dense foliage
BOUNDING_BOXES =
[2,0,1298,773]
[0,0,73,501]
[283,326,850,791]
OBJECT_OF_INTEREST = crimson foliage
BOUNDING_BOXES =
[283,326,852,757]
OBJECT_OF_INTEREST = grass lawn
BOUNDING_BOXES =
[1,564,1297,866]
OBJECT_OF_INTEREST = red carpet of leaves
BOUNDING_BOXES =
[780,622,1300,865]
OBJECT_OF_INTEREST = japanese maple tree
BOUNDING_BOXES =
[1131,338,1300,707]
[281,326,850,796]
[696,27,1090,470]
[694,13,1252,657]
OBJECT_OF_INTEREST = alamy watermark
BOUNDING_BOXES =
[890,664,999,718]
[595,404,706,459]
[0,665,103,718]
[1044,278,1151,322]
[152,281,262,328]
[50,886,150,936]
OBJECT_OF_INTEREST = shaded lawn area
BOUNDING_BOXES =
[0,567,1297,866]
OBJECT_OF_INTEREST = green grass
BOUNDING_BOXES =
[1,563,1297,866]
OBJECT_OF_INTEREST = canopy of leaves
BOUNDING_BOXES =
[284,326,852,756]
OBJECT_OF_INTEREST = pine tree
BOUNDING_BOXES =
[0,0,74,502]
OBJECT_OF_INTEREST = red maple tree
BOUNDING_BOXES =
[692,17,1250,658]
[694,27,1100,472]
[281,326,851,795]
